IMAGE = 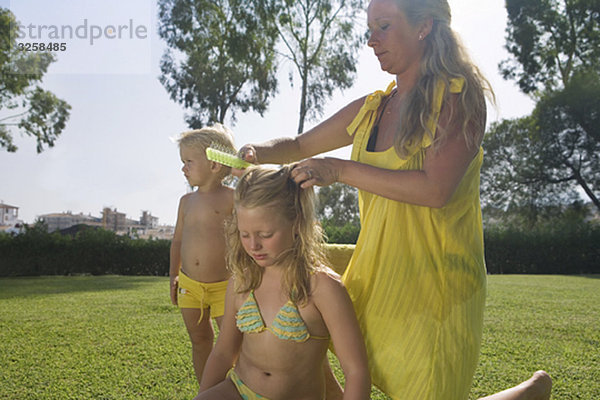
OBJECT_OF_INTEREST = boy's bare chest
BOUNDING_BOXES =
[183,193,231,227]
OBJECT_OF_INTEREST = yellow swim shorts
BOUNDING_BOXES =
[177,271,228,319]
[227,369,270,400]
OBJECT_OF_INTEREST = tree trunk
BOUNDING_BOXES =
[574,170,600,211]
[297,59,309,134]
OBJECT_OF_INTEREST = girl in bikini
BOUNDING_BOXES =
[194,165,370,400]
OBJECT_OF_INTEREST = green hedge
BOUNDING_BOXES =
[0,227,169,277]
[322,220,360,244]
[484,223,600,274]
[1,223,598,277]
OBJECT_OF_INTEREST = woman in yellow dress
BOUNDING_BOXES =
[238,0,551,399]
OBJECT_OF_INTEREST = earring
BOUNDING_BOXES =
[419,34,424,41]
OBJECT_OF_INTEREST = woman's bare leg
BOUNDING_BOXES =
[478,371,552,400]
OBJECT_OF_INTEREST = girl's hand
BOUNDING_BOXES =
[291,157,342,188]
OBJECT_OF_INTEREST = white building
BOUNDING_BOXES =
[37,208,171,237]
[140,210,159,229]
[39,212,101,232]
[1,202,20,226]
[0,202,25,233]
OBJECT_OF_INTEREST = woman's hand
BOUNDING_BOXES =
[231,144,258,177]
[238,144,258,164]
[291,157,343,188]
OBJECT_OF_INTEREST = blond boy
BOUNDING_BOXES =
[170,124,235,386]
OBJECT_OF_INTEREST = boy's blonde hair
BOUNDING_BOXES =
[226,165,328,305]
[177,123,236,180]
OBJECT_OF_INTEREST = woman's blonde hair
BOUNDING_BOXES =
[393,0,495,157]
[226,165,328,305]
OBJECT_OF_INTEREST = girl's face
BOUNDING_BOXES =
[180,145,211,188]
[236,205,295,269]
[367,0,424,77]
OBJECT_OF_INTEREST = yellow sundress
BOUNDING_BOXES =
[342,80,487,399]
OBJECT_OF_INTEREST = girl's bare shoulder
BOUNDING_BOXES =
[228,277,250,306]
[311,266,346,297]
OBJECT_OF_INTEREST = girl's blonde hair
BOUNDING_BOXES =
[226,165,328,305]
[177,123,236,179]
[393,0,495,157]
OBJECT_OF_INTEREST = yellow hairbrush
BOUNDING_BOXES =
[205,144,252,169]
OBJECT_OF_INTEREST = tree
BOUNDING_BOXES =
[262,0,365,133]
[532,70,600,209]
[481,117,580,226]
[316,183,360,243]
[500,0,600,94]
[482,0,600,218]
[157,0,279,128]
[0,8,71,153]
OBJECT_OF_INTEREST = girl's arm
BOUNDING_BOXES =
[240,97,364,164]
[292,95,485,208]
[169,196,186,305]
[198,280,243,391]
[314,273,370,400]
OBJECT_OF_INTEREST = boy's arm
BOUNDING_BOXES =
[315,273,371,400]
[169,196,185,305]
[199,280,243,391]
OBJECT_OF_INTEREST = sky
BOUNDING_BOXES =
[1,0,534,226]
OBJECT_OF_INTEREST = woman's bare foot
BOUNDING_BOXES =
[522,371,552,400]
[477,370,552,400]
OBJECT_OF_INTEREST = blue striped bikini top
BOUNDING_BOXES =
[235,291,329,342]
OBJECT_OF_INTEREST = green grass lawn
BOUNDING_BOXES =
[0,275,598,399]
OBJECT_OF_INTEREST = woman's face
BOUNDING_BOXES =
[367,0,425,77]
